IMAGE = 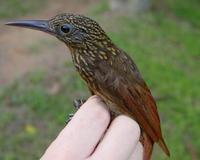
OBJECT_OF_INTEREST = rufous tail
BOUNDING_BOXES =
[158,137,170,156]
[140,132,170,160]
[140,132,153,160]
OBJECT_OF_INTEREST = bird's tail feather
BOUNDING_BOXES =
[158,137,170,157]
[140,132,153,160]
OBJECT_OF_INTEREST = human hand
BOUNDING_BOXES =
[41,95,143,160]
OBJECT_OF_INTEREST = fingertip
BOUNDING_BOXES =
[88,95,101,101]
[113,115,141,141]
[55,95,110,159]
[81,95,110,126]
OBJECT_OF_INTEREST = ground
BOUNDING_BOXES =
[0,0,200,159]
[0,0,97,85]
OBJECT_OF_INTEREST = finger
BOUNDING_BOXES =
[128,142,143,160]
[41,95,110,160]
[88,115,140,160]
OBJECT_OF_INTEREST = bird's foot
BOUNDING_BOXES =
[66,98,86,124]
[66,113,74,124]
[73,98,86,110]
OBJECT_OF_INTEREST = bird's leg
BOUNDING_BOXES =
[66,87,93,124]
[66,98,86,124]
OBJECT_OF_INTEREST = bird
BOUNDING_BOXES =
[6,13,170,159]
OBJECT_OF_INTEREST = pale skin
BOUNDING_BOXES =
[41,95,143,160]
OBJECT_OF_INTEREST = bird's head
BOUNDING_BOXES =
[6,13,111,51]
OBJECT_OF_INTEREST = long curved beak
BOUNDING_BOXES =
[5,20,55,36]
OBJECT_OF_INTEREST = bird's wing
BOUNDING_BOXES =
[92,50,170,156]
[93,52,162,142]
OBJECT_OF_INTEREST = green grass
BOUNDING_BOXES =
[0,66,89,159]
[26,38,58,55]
[166,0,200,27]
[0,0,46,19]
[0,0,200,159]
[89,0,110,15]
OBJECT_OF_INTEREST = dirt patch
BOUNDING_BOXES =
[0,0,98,85]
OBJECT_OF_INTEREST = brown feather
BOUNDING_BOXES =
[89,50,170,159]
[141,132,154,160]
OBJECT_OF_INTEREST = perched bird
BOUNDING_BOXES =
[6,13,170,159]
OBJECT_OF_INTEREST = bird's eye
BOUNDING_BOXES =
[60,24,72,34]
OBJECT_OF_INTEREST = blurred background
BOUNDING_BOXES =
[0,0,199,159]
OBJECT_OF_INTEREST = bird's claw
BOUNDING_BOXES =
[73,98,86,109]
[66,98,86,124]
[66,113,74,124]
